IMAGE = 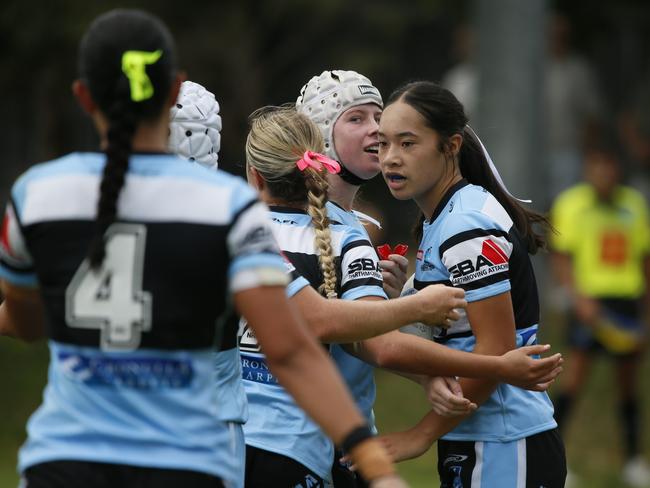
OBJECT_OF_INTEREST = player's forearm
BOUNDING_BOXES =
[412,377,496,444]
[410,368,499,446]
[443,339,511,430]
[451,334,513,407]
[355,330,508,379]
[305,292,424,343]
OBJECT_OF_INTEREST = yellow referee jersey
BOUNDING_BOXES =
[550,183,650,298]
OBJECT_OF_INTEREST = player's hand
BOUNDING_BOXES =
[380,254,409,299]
[498,345,563,391]
[378,428,432,463]
[369,475,410,488]
[413,285,466,328]
[422,376,477,416]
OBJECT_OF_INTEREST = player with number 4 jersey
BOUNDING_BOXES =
[0,10,406,488]
[1,151,274,484]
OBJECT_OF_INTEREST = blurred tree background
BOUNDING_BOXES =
[1,0,650,486]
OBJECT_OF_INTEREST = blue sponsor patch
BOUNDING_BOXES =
[240,353,279,385]
[58,352,194,389]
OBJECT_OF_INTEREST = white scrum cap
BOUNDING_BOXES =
[295,70,382,161]
[169,80,222,169]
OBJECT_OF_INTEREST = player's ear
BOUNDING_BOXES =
[167,71,186,107]
[246,165,266,192]
[72,79,97,114]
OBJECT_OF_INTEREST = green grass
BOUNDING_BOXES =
[0,340,48,487]
[2,326,649,487]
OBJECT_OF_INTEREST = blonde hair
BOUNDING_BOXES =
[246,106,338,298]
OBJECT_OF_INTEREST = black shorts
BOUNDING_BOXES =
[437,428,566,488]
[21,460,224,488]
[567,298,643,357]
[331,449,369,488]
[245,445,327,488]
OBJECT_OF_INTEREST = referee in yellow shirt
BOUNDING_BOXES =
[550,143,650,487]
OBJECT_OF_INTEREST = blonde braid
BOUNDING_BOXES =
[246,105,338,298]
[304,170,338,299]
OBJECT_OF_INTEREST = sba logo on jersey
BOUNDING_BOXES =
[347,258,382,281]
[348,258,380,273]
[449,239,508,285]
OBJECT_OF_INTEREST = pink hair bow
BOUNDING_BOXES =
[296,151,341,174]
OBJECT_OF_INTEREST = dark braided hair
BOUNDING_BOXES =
[386,81,550,254]
[78,9,176,268]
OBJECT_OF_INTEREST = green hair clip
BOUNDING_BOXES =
[121,49,163,102]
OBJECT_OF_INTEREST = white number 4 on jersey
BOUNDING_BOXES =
[65,223,152,351]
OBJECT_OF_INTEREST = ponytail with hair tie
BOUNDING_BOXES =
[80,9,177,269]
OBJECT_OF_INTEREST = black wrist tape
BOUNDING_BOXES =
[341,424,374,453]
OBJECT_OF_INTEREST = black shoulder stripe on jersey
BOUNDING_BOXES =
[413,278,452,291]
[282,251,326,290]
[340,277,384,296]
[341,239,374,257]
[454,271,510,291]
[0,255,32,273]
[438,228,510,258]
[227,197,259,232]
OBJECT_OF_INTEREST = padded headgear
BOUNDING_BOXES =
[169,80,221,169]
[295,70,382,163]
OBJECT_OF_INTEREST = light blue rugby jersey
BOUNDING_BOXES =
[326,201,386,432]
[414,180,556,442]
[239,205,385,479]
[0,152,287,484]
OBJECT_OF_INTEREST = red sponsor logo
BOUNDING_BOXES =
[481,239,508,265]
[448,238,509,282]
[416,249,424,260]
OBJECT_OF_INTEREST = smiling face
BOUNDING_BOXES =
[332,103,382,180]
[378,99,461,217]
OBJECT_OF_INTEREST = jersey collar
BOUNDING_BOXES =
[427,178,469,224]
[268,205,308,215]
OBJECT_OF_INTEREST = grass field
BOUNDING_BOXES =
[2,325,649,487]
